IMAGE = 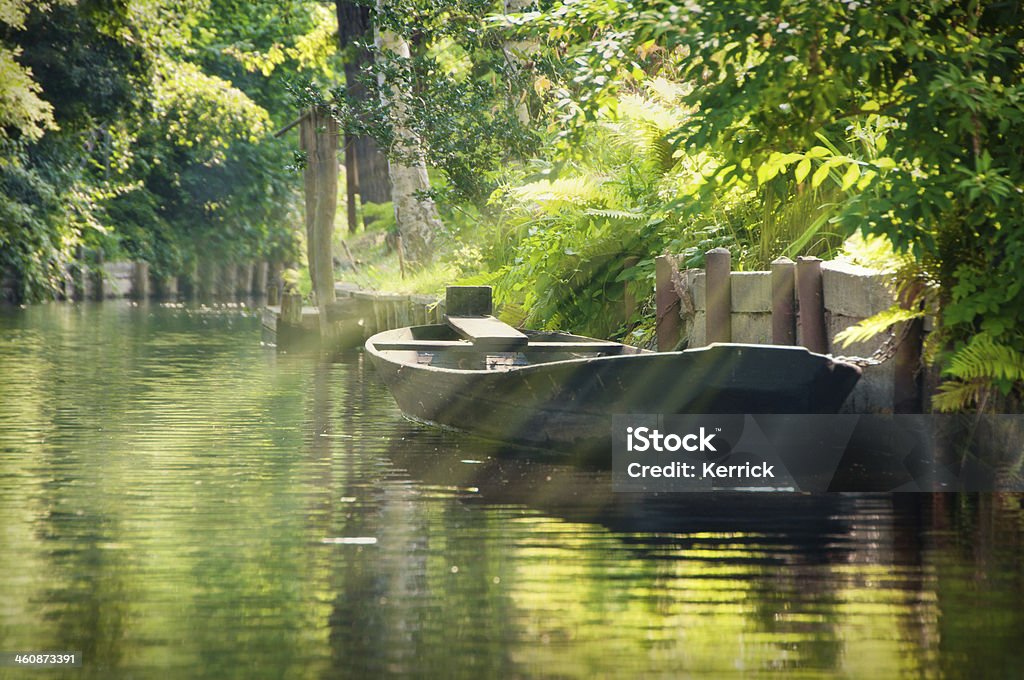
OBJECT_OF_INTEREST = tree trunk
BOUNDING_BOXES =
[300,107,338,309]
[373,11,442,265]
[299,110,317,292]
[336,0,392,208]
[353,133,391,203]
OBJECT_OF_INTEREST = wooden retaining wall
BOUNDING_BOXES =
[0,259,278,304]
[656,252,926,413]
[263,284,445,352]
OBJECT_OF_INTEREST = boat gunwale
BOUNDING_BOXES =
[364,324,861,378]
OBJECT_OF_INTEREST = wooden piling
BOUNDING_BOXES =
[373,295,386,333]
[220,263,237,300]
[253,261,269,297]
[237,262,254,297]
[655,255,682,351]
[894,283,924,413]
[266,262,281,305]
[88,250,105,300]
[130,262,149,300]
[152,273,178,299]
[281,292,303,326]
[71,246,87,301]
[197,258,216,300]
[796,256,828,354]
[446,286,492,316]
[771,257,796,345]
[352,291,378,339]
[705,248,732,344]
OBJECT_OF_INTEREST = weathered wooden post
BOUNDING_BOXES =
[281,291,303,327]
[894,284,924,413]
[352,290,377,339]
[130,262,149,300]
[220,263,238,300]
[266,262,281,305]
[152,272,178,299]
[237,262,254,297]
[59,263,73,301]
[705,248,732,344]
[71,246,87,301]
[796,256,828,354]
[253,261,269,297]
[771,257,796,345]
[655,255,682,351]
[90,251,106,300]
[446,286,492,316]
[197,258,215,301]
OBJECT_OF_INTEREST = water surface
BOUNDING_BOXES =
[0,302,1022,678]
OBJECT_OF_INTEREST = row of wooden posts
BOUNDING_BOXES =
[655,248,925,413]
[654,249,832,351]
[34,258,288,303]
[272,286,444,352]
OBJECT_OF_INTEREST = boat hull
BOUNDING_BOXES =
[366,325,861,455]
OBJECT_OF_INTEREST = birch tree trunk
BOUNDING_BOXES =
[503,0,533,124]
[373,5,442,266]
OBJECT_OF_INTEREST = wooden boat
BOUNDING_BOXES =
[365,288,861,455]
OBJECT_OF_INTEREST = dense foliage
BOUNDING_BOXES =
[0,0,337,299]
[348,0,1024,410]
[4,0,1022,411]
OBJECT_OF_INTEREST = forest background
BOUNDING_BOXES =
[2,0,1022,412]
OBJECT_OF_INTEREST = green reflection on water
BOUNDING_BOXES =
[0,302,1022,678]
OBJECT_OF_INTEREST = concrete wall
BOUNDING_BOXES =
[674,260,903,413]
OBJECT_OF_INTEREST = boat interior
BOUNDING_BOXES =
[369,320,648,371]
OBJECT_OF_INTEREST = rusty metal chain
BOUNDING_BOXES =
[831,317,914,368]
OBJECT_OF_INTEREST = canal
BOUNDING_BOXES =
[1,302,1022,678]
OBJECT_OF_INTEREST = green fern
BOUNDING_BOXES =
[931,381,987,413]
[834,304,925,348]
[584,208,647,221]
[944,334,1024,383]
[933,333,1024,412]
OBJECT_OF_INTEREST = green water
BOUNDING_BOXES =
[0,302,1022,678]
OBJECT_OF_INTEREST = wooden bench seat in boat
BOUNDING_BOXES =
[445,315,530,352]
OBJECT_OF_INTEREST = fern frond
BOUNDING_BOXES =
[945,334,1024,382]
[584,208,646,221]
[511,177,606,207]
[834,305,924,348]
[932,381,986,413]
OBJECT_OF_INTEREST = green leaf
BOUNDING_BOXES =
[841,163,861,191]
[794,158,811,184]
[811,162,831,189]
